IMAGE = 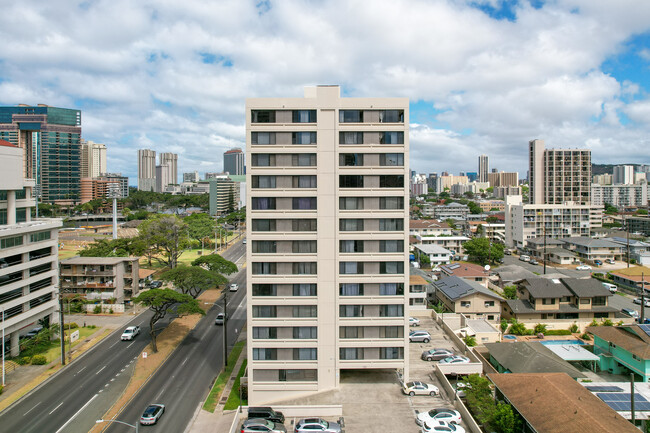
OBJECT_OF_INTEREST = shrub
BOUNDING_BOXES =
[31,355,47,365]
[109,309,114,314]
[0,385,3,395]
[15,357,31,365]
[602,319,613,326]
[463,335,477,347]
[580,332,591,341]
[589,319,599,327]
[569,323,579,333]
[533,323,547,334]
[500,319,508,333]
[592,272,604,278]
[509,320,527,335]
[546,330,572,336]
[64,322,79,329]
[93,305,102,314]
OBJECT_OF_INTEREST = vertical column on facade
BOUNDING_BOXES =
[6,190,16,225]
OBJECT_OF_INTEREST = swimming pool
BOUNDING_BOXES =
[540,340,586,346]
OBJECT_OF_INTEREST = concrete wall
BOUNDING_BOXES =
[432,366,483,433]
[84,303,125,313]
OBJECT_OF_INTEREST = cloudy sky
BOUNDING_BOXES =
[1,0,649,183]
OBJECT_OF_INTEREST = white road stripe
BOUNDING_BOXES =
[95,365,106,375]
[155,386,166,400]
[48,402,64,415]
[54,394,98,433]
[181,356,189,366]
[76,366,86,375]
[109,341,119,349]
[23,402,40,417]
[127,341,135,349]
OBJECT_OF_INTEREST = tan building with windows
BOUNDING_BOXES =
[246,86,409,404]
[433,276,503,322]
[60,256,139,303]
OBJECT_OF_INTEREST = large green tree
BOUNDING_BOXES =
[132,289,204,352]
[192,253,238,275]
[139,215,190,269]
[462,237,504,265]
[184,213,216,240]
[80,238,147,257]
[160,266,227,298]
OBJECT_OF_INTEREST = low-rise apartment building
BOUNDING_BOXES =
[560,236,625,263]
[409,274,428,310]
[60,257,139,303]
[478,200,505,212]
[433,276,503,321]
[493,185,521,199]
[408,219,453,237]
[591,182,648,208]
[429,203,469,220]
[413,244,453,266]
[437,262,489,286]
[589,324,650,382]
[415,234,469,257]
[626,216,650,236]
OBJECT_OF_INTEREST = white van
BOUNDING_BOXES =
[602,283,618,293]
[519,255,531,262]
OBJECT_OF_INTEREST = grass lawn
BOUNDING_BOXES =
[42,326,101,363]
[223,359,248,410]
[203,341,245,412]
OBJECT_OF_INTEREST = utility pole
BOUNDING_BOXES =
[641,273,646,324]
[58,293,65,365]
[543,223,547,275]
[631,373,636,425]
[626,215,630,268]
[223,289,228,367]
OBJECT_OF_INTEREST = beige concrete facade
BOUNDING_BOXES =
[246,86,409,404]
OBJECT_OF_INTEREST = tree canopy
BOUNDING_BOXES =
[462,237,504,265]
[139,215,190,269]
[79,238,147,257]
[192,253,238,275]
[160,266,227,298]
[185,213,216,240]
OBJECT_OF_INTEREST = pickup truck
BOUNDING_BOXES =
[121,325,140,341]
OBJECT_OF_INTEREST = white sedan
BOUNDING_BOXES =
[416,408,462,426]
[409,317,420,327]
[422,420,465,433]
[575,265,592,271]
[403,381,439,397]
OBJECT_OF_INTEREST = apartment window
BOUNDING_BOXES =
[292,219,317,231]
[293,284,317,296]
[30,231,51,243]
[379,110,404,123]
[340,262,364,274]
[340,219,364,231]
[339,348,362,360]
[293,348,317,360]
[379,304,403,317]
[252,219,276,231]
[593,296,606,306]
[253,348,277,360]
[252,241,277,253]
[252,262,277,275]
[340,326,363,338]
[380,132,404,144]
[251,197,276,210]
[292,197,317,210]
[252,284,277,296]
[292,176,317,188]
[381,326,404,338]
[340,283,364,296]
[380,347,404,359]
[380,240,403,252]
[379,283,404,295]
[340,305,363,317]
[292,153,316,166]
[339,153,364,166]
[484,301,495,307]
[340,175,364,188]
[339,110,363,123]
[380,175,404,188]
[340,240,364,253]
[292,240,317,253]
[339,197,364,210]
[293,305,317,317]
[542,298,556,305]
[251,175,276,189]
[251,110,276,123]
[279,369,317,382]
[379,219,404,231]
[293,327,317,339]
[292,262,317,274]
[251,132,276,144]
[339,132,364,145]
[380,262,404,274]
[379,197,404,209]
[1,236,23,249]
[251,154,276,166]
[580,298,591,304]
[292,110,316,123]
[461,301,471,307]
[252,305,277,318]
[252,327,277,339]
[291,132,317,144]
[380,153,404,166]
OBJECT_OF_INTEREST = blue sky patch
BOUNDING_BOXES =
[256,0,271,15]
[469,0,518,22]
[199,52,233,67]
[601,31,650,93]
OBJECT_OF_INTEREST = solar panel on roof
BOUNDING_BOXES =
[448,264,460,270]
[597,393,650,411]
[638,324,650,338]
[585,386,624,393]
[597,392,647,402]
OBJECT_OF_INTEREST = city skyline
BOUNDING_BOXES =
[1,1,649,181]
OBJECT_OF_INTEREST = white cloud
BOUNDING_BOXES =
[0,0,649,180]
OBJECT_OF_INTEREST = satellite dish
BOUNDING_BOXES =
[484,265,491,271]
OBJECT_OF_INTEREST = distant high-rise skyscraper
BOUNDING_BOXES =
[613,165,634,185]
[478,154,489,183]
[138,149,156,192]
[183,171,200,183]
[528,139,591,205]
[80,139,107,178]
[223,148,244,175]
[0,104,82,204]
[159,152,178,185]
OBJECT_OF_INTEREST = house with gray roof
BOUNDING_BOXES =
[525,236,565,260]
[608,236,650,266]
[484,342,586,379]
[495,264,537,287]
[560,236,625,263]
[433,275,503,322]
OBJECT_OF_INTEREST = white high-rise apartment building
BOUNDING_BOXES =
[246,86,409,404]
[528,139,591,205]
[613,165,634,185]
[591,183,648,208]
[0,140,61,356]
[137,149,156,192]
[478,154,489,183]
[159,152,178,185]
[80,140,107,178]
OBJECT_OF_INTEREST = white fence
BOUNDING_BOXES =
[84,303,125,313]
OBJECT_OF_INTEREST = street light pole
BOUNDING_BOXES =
[58,291,65,366]
[96,418,138,433]
[223,289,228,367]
[2,305,5,386]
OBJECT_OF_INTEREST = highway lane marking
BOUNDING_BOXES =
[48,402,64,415]
[76,366,87,375]
[127,341,135,349]
[155,386,166,400]
[181,356,189,366]
[95,365,107,375]
[54,394,98,433]
[23,402,40,416]
[109,340,119,348]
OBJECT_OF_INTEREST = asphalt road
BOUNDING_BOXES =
[104,239,247,433]
[0,309,174,433]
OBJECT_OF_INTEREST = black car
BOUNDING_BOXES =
[247,407,285,424]
[149,280,163,288]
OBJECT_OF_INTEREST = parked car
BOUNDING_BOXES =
[294,418,342,433]
[622,308,640,319]
[416,408,462,426]
[421,420,466,433]
[409,330,431,343]
[504,249,512,255]
[575,265,592,271]
[140,404,165,425]
[121,325,140,341]
[602,283,618,293]
[519,255,530,262]
[149,280,163,288]
[421,348,455,361]
[594,260,603,266]
[439,355,470,364]
[409,317,421,327]
[633,298,650,307]
[605,259,615,264]
[229,283,239,292]
[403,381,440,397]
[240,419,286,433]
[242,239,247,244]
[23,326,44,339]
[247,407,285,424]
[529,259,539,265]
[215,312,226,325]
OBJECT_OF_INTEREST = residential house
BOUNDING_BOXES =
[588,324,650,382]
[60,257,140,303]
[524,236,565,259]
[413,244,453,266]
[494,264,537,288]
[560,236,625,263]
[607,236,650,266]
[430,202,469,220]
[627,215,650,236]
[608,266,650,293]
[408,219,453,237]
[487,373,639,433]
[437,262,489,287]
[478,200,506,212]
[483,342,586,379]
[415,235,470,257]
[433,276,503,321]
[409,274,428,310]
